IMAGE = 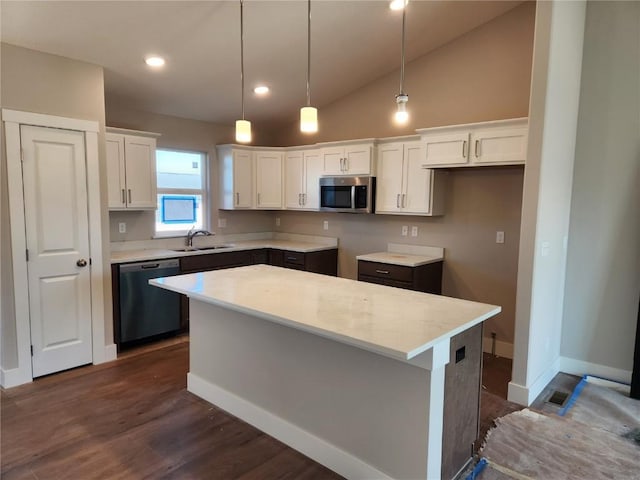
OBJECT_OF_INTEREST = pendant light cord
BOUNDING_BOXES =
[240,0,245,120]
[399,6,406,95]
[306,0,311,107]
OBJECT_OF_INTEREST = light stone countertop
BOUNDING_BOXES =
[110,237,337,264]
[356,243,444,267]
[150,264,500,362]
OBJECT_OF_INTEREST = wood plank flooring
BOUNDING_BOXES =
[2,341,521,480]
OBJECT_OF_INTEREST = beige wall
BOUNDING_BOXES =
[104,104,275,242]
[561,1,640,372]
[272,2,535,146]
[0,43,110,368]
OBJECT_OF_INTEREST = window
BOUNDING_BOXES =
[155,149,208,236]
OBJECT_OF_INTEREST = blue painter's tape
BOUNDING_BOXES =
[465,458,488,480]
[558,374,587,417]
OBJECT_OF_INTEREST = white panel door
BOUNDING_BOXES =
[344,144,372,175]
[322,147,345,175]
[303,150,323,210]
[470,126,528,165]
[105,133,126,209]
[422,132,470,167]
[255,151,283,209]
[232,150,253,208]
[375,143,404,214]
[20,125,93,378]
[403,143,433,214]
[284,151,304,209]
[123,135,157,209]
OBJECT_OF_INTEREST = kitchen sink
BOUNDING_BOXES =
[172,245,234,252]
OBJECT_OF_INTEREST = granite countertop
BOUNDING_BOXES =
[356,243,445,267]
[150,265,500,362]
[110,237,337,264]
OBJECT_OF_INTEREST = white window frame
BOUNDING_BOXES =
[154,148,209,238]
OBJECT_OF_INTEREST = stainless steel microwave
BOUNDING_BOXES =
[319,176,375,213]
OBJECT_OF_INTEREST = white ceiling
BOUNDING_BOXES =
[1,0,523,128]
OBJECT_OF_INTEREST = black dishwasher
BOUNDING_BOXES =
[119,259,181,345]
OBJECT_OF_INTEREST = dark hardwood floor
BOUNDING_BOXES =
[2,341,521,479]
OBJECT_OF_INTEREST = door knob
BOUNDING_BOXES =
[76,259,88,267]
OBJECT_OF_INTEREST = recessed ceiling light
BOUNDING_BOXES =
[145,56,165,68]
[254,85,270,95]
[389,0,408,11]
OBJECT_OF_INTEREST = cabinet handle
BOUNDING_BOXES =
[462,140,467,158]
[340,158,344,171]
[344,157,349,172]
[121,189,125,204]
[257,193,261,205]
[128,189,132,203]
[299,193,303,205]
[236,192,240,205]
[397,194,401,208]
[286,257,297,261]
[302,193,306,205]
[375,269,390,275]
[475,139,480,158]
[402,194,406,208]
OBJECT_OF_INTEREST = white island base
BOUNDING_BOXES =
[151,266,500,480]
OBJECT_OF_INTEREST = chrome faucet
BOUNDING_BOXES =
[186,227,214,247]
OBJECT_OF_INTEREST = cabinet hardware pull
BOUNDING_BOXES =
[397,194,401,208]
[340,158,344,171]
[475,140,480,158]
[344,157,348,172]
[121,189,125,204]
[128,189,132,203]
[236,192,240,205]
[402,194,406,208]
[462,140,467,158]
[287,257,297,261]
[375,269,390,275]
[257,193,261,205]
[303,193,306,205]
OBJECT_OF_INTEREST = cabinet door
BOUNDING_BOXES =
[403,143,433,214]
[470,126,528,165]
[344,144,372,174]
[123,135,157,209]
[322,147,345,175]
[422,132,470,167]
[232,150,253,208]
[303,150,323,210]
[284,151,304,209]
[106,134,126,209]
[255,151,283,209]
[375,143,404,213]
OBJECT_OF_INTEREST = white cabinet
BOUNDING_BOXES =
[106,128,159,210]
[321,141,375,175]
[218,146,253,209]
[376,140,446,216]
[418,118,528,168]
[284,149,323,210]
[255,150,283,209]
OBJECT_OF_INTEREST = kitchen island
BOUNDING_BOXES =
[150,265,500,479]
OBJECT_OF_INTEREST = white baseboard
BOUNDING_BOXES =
[187,372,392,480]
[559,356,632,384]
[1,367,32,388]
[482,337,514,359]
[102,343,118,363]
[507,356,561,406]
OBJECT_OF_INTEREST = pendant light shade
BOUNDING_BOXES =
[300,0,318,134]
[394,2,409,125]
[235,0,252,143]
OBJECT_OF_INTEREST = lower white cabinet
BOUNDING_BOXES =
[284,149,322,210]
[376,141,446,216]
[255,150,283,209]
[418,117,528,168]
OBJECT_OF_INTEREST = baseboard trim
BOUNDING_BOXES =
[187,372,392,480]
[102,344,118,363]
[507,356,561,406]
[559,357,632,384]
[1,367,32,388]
[482,337,514,359]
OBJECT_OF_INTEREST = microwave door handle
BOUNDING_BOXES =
[351,186,356,210]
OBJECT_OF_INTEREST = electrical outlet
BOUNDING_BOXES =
[401,225,408,236]
[323,220,329,230]
[118,222,126,234]
[275,217,281,227]
[541,241,550,257]
[411,226,418,237]
[496,231,505,244]
[217,218,227,228]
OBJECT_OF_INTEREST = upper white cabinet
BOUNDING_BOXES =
[106,127,160,210]
[255,150,283,209]
[418,118,528,168]
[284,149,323,210]
[321,140,375,175]
[376,140,446,216]
[218,145,253,209]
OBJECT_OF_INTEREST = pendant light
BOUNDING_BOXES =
[300,0,318,133]
[236,0,251,143]
[394,1,409,125]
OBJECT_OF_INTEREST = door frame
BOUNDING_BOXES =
[3,109,110,387]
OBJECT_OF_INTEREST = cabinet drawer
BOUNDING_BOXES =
[358,261,413,283]
[180,251,252,273]
[358,274,413,290]
[282,250,305,266]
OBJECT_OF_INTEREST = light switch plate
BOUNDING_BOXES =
[411,226,418,237]
[323,220,329,230]
[118,222,126,234]
[401,226,408,236]
[218,218,227,228]
[275,217,281,227]
[496,231,505,244]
